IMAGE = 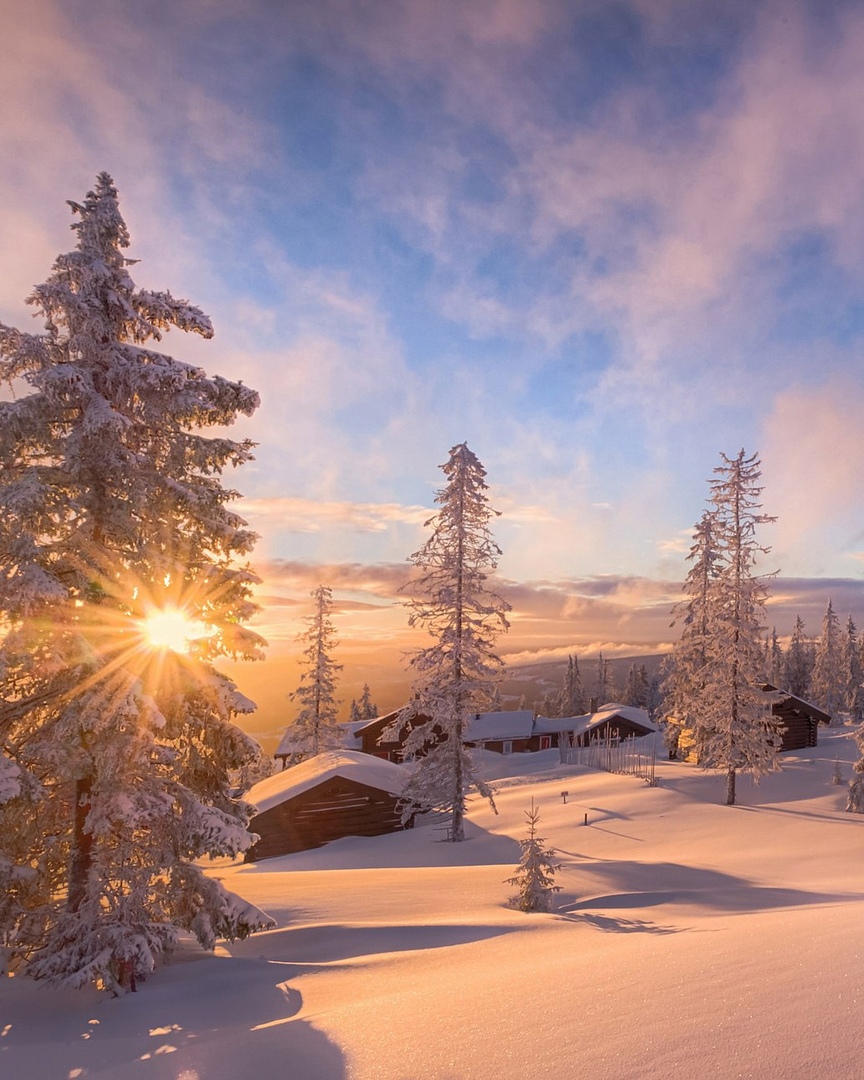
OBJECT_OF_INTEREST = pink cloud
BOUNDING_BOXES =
[239,497,430,535]
[761,377,864,576]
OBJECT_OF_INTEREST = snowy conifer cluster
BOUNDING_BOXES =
[665,451,782,804]
[349,683,379,723]
[0,175,271,991]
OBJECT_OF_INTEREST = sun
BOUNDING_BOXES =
[142,609,203,653]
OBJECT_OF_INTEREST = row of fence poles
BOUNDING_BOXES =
[559,729,658,786]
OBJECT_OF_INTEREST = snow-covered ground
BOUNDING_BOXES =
[4,727,864,1079]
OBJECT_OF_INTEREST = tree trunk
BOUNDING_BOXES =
[67,774,93,911]
[450,728,465,841]
[726,766,736,806]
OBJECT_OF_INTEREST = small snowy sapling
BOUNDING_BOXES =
[506,799,562,913]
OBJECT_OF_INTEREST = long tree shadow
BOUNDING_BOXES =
[732,802,862,825]
[556,909,684,935]
[223,921,519,964]
[568,859,860,915]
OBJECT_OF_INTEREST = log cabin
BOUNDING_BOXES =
[244,751,412,861]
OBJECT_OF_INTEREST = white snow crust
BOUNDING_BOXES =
[4,726,864,1079]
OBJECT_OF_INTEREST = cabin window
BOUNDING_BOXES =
[502,740,513,755]
[539,735,552,750]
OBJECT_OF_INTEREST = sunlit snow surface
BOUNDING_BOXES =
[3,728,864,1079]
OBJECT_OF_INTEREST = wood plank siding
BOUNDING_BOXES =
[245,775,410,861]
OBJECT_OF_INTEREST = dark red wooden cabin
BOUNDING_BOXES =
[355,709,438,761]
[245,751,412,861]
[764,685,831,751]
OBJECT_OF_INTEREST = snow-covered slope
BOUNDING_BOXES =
[3,726,863,1079]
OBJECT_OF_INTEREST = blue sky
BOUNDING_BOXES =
[3,0,864,734]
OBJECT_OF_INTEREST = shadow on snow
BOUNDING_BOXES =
[0,949,346,1080]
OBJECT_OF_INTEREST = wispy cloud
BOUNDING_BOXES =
[239,497,430,535]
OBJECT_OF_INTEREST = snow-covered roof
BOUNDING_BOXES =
[464,710,535,742]
[763,684,831,723]
[274,726,301,757]
[534,704,658,738]
[248,750,410,813]
[340,720,369,749]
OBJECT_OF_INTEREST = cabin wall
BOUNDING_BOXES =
[357,711,437,762]
[773,703,818,751]
[246,776,409,861]
[466,737,532,754]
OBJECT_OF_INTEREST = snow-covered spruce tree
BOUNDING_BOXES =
[505,799,562,913]
[847,725,864,811]
[539,691,558,718]
[784,615,813,698]
[287,585,343,760]
[349,684,377,723]
[662,510,720,760]
[358,682,378,720]
[558,654,586,717]
[811,600,847,721]
[622,663,650,709]
[593,652,616,706]
[0,174,271,991]
[697,450,782,805]
[394,443,510,841]
[843,616,864,721]
[766,628,785,689]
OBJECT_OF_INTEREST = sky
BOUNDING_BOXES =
[3,0,864,740]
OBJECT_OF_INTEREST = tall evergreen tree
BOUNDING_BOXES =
[593,652,616,705]
[622,663,650,709]
[0,174,270,991]
[663,510,720,760]
[784,615,812,698]
[394,443,510,841]
[645,672,664,722]
[766,627,785,688]
[697,450,782,805]
[358,682,378,720]
[540,690,561,718]
[288,585,343,759]
[842,615,864,720]
[811,600,846,720]
[558,654,586,716]
[348,683,378,724]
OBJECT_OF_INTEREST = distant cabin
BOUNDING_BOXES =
[273,720,368,770]
[464,710,540,754]
[667,686,831,761]
[354,709,440,762]
[535,704,659,747]
[354,703,657,760]
[244,750,412,861]
[763,684,830,751]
